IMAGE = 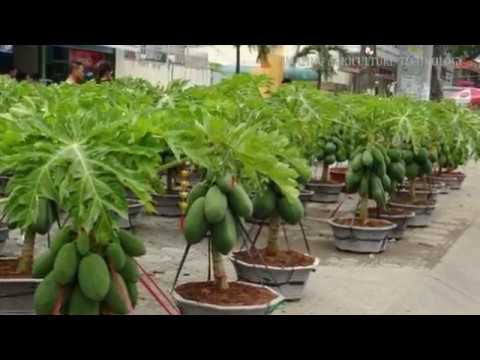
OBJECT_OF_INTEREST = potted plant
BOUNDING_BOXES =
[388,146,437,227]
[0,80,161,315]
[363,147,415,241]
[163,111,301,314]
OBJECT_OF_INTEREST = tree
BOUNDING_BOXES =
[448,45,480,60]
[233,45,278,74]
[293,45,348,89]
[430,45,448,101]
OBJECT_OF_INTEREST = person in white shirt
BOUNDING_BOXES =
[65,61,85,85]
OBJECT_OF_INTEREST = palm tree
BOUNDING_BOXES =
[293,45,348,89]
[233,45,278,74]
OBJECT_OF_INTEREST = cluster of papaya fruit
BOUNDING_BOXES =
[252,183,304,225]
[33,226,145,315]
[183,174,253,255]
[346,145,396,206]
[437,144,467,169]
[316,136,347,165]
[401,147,433,179]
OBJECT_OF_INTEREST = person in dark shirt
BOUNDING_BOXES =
[95,61,113,83]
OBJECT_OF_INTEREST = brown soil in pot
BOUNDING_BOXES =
[234,249,315,268]
[334,218,393,228]
[175,281,277,307]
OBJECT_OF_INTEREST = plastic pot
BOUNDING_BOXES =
[328,218,396,254]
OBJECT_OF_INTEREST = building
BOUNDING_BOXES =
[1,45,211,86]
[115,45,210,86]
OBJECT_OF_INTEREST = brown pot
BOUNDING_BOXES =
[329,167,348,183]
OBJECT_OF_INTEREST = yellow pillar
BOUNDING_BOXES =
[251,46,285,97]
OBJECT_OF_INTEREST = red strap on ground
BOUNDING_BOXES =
[135,260,181,315]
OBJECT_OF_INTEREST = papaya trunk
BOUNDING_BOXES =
[16,228,36,274]
[359,196,369,226]
[266,214,280,257]
[409,180,417,203]
[321,163,329,183]
[212,251,229,290]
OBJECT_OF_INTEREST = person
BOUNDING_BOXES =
[7,66,18,79]
[94,61,113,83]
[66,61,85,84]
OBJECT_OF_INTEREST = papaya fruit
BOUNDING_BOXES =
[104,273,129,315]
[316,148,325,161]
[277,196,304,225]
[31,198,55,235]
[388,162,406,182]
[184,197,209,245]
[346,170,361,193]
[422,159,433,176]
[371,147,385,168]
[406,162,420,179]
[75,231,90,257]
[78,254,111,302]
[68,286,100,315]
[211,209,237,255]
[325,142,337,155]
[336,148,347,162]
[227,184,253,219]
[32,251,56,279]
[118,229,146,257]
[126,282,139,308]
[216,173,237,194]
[324,154,336,165]
[34,274,61,315]
[51,226,75,256]
[253,188,276,220]
[403,150,414,164]
[370,175,385,206]
[387,149,402,162]
[204,185,228,224]
[362,150,374,168]
[382,174,392,194]
[415,148,429,165]
[186,181,209,212]
[351,153,364,172]
[106,242,127,271]
[119,256,140,283]
[52,242,78,286]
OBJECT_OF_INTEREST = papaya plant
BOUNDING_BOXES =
[0,81,163,315]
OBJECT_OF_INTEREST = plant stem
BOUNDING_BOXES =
[16,228,36,274]
[410,179,417,203]
[212,251,229,290]
[359,196,369,225]
[266,213,280,257]
[321,163,329,183]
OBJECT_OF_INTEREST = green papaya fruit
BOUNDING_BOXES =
[52,242,78,286]
[78,254,111,302]
[184,197,209,245]
[227,184,253,219]
[204,185,228,224]
[277,196,304,225]
[253,188,276,220]
[211,209,237,255]
[118,229,146,257]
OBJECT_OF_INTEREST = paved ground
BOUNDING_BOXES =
[2,163,480,315]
